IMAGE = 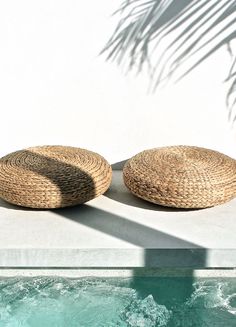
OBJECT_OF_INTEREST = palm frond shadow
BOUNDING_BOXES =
[101,0,236,120]
[226,45,236,122]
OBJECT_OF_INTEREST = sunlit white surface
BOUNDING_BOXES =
[0,171,236,268]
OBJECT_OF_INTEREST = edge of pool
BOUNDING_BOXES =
[0,268,236,278]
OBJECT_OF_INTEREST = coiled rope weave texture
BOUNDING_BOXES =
[123,146,236,208]
[0,146,112,208]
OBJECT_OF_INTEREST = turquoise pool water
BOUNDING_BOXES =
[0,276,235,326]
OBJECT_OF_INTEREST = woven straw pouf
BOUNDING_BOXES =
[0,146,112,209]
[123,146,236,208]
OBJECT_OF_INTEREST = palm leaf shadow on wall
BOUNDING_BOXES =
[101,0,236,121]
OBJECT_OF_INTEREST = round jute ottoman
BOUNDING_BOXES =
[123,146,236,208]
[0,146,112,209]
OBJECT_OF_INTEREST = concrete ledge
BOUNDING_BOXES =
[0,268,236,278]
[0,171,236,268]
[0,249,236,268]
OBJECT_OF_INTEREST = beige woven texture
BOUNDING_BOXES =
[123,146,236,208]
[0,146,112,209]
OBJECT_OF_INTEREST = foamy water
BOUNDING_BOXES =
[0,277,235,326]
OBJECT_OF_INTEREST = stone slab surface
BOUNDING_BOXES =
[0,269,236,278]
[0,171,236,268]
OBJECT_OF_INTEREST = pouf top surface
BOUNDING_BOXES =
[0,145,112,208]
[123,145,236,208]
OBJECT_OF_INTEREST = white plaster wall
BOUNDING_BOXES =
[0,0,235,164]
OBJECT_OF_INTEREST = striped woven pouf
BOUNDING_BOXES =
[0,145,112,209]
[123,146,236,208]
